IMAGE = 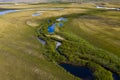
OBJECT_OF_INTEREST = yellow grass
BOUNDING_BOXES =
[0,3,85,80]
[0,2,119,80]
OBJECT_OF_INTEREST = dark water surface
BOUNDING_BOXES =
[113,73,120,80]
[60,63,120,80]
[60,63,94,80]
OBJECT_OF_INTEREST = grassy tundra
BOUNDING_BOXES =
[0,2,120,80]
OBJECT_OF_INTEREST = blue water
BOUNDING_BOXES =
[32,13,40,16]
[113,73,120,80]
[0,10,20,15]
[48,23,56,33]
[60,63,94,80]
[56,17,67,22]
[47,17,67,33]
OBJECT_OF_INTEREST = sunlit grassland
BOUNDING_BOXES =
[0,4,85,80]
[34,2,120,78]
[0,2,96,9]
[62,10,120,57]
[0,2,120,80]
[104,2,120,8]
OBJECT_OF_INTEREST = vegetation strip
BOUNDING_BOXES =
[37,9,120,80]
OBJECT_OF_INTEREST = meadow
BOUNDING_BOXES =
[0,2,120,80]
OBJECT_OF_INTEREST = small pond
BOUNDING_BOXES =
[0,10,20,15]
[48,23,56,33]
[32,13,41,16]
[59,63,120,80]
[60,63,94,80]
[47,17,67,33]
[56,17,67,22]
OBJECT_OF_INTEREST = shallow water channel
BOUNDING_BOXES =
[0,10,20,15]
[37,37,46,45]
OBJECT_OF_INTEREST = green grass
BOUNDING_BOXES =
[63,10,120,57]
[0,2,120,80]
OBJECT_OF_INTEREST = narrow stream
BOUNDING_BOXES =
[37,37,46,45]
[0,10,20,15]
